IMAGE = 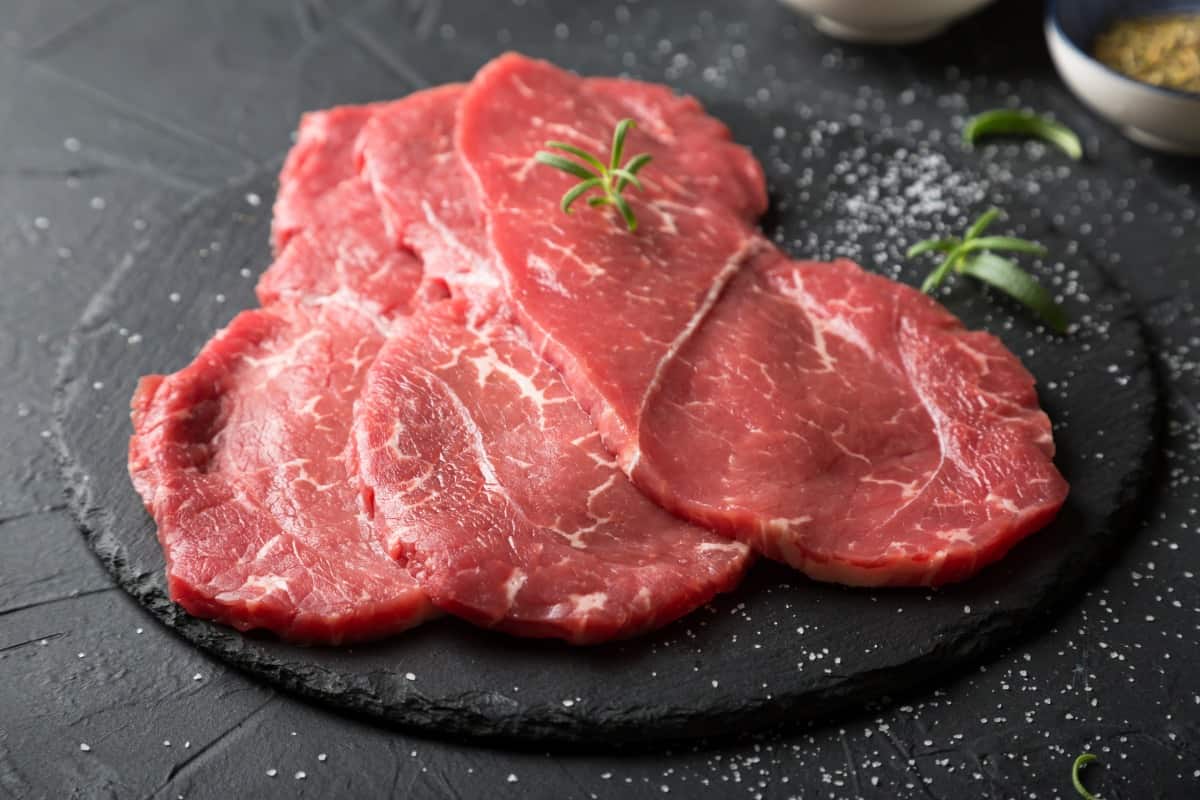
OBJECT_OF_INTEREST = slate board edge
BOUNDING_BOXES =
[49,166,1163,751]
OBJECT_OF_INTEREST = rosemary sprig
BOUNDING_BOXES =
[534,119,653,232]
[963,109,1083,160]
[908,208,1068,333]
[1072,752,1100,800]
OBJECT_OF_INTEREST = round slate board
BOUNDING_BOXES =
[54,121,1159,747]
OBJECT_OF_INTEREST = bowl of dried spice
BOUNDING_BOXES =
[1048,0,1200,154]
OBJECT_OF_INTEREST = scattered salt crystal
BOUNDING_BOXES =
[245,193,261,207]
[79,743,91,752]
[266,769,277,777]
[295,771,306,780]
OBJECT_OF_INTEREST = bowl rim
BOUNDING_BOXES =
[1046,0,1200,102]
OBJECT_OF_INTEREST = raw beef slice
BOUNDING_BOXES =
[261,101,423,317]
[353,303,751,643]
[272,103,380,254]
[457,54,1067,585]
[457,54,769,455]
[356,84,505,321]
[633,255,1069,586]
[129,298,434,643]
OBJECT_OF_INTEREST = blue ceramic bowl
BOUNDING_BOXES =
[1047,0,1200,154]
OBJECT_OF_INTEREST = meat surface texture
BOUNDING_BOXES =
[129,300,434,644]
[458,54,768,459]
[352,305,751,643]
[271,103,379,254]
[458,54,1067,586]
[130,50,1069,652]
[260,102,424,317]
[632,255,1069,585]
[356,84,505,321]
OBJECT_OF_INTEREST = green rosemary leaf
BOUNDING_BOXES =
[560,178,603,214]
[920,249,964,293]
[1071,753,1100,800]
[623,153,653,174]
[963,110,1084,160]
[612,192,637,232]
[534,152,599,181]
[964,207,1003,240]
[610,119,635,172]
[545,141,606,173]
[609,168,644,192]
[961,253,1068,333]
[906,237,959,258]
[961,236,1049,256]
[908,208,1067,332]
[536,119,652,232]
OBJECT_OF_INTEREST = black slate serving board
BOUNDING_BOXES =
[55,108,1159,746]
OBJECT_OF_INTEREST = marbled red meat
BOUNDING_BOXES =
[129,299,434,643]
[351,86,751,640]
[271,103,380,254]
[632,254,1068,585]
[352,304,751,643]
[456,54,1067,585]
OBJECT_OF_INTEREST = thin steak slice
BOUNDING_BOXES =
[633,255,1069,586]
[458,54,1067,585]
[456,53,768,473]
[129,298,434,643]
[257,175,425,317]
[271,103,380,254]
[260,101,424,317]
[352,303,751,643]
[356,84,504,321]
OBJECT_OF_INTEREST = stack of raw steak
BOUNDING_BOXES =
[129,54,1068,645]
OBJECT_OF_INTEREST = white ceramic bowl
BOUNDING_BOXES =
[1047,1,1200,155]
[779,0,997,44]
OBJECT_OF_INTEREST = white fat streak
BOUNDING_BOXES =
[986,493,1020,513]
[420,200,495,276]
[698,540,751,555]
[413,367,505,496]
[218,573,291,601]
[860,474,922,499]
[526,253,572,297]
[503,569,528,607]
[510,74,535,98]
[768,516,813,533]
[585,474,617,509]
[241,327,325,380]
[627,236,762,472]
[468,345,569,423]
[251,534,285,563]
[543,239,606,279]
[868,317,979,533]
[572,592,608,614]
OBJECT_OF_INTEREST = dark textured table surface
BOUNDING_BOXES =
[2,1,1198,798]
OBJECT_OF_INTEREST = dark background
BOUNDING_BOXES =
[1,1,1198,797]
